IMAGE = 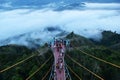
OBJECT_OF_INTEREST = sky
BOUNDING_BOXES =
[0,2,120,41]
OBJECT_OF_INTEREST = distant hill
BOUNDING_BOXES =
[0,44,32,54]
[0,28,67,49]
[66,32,94,47]
[0,31,120,80]
[65,31,120,80]
[90,31,120,51]
[101,31,120,46]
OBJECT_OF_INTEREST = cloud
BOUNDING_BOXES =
[85,3,120,10]
[0,3,120,41]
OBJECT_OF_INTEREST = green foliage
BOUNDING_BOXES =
[65,46,120,80]
[0,45,53,80]
[101,31,120,46]
[90,31,120,51]
[0,31,120,80]
[66,32,94,47]
[12,74,23,80]
[65,31,120,80]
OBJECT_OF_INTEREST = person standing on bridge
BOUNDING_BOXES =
[54,70,57,80]
[54,70,56,76]
[64,40,66,47]
[53,37,56,45]
[56,62,59,69]
[49,42,51,47]
[61,49,64,56]
[66,40,70,47]
[59,53,63,57]
[59,63,63,73]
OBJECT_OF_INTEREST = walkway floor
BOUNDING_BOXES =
[52,45,66,80]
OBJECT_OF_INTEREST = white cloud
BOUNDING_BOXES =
[0,3,120,41]
[85,2,120,10]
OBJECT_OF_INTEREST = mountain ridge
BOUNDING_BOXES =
[0,30,120,80]
[0,30,120,49]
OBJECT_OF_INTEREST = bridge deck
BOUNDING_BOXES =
[52,45,66,80]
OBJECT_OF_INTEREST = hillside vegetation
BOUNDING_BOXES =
[0,45,53,80]
[0,31,120,80]
[65,31,120,80]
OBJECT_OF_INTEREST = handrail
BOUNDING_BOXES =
[66,54,104,80]
[25,56,52,80]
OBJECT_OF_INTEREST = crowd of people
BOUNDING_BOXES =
[49,38,68,79]
[49,38,70,79]
[54,38,65,73]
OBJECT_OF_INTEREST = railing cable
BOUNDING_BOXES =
[66,54,104,80]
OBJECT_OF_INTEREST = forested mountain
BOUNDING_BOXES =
[90,31,120,51]
[0,31,120,80]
